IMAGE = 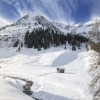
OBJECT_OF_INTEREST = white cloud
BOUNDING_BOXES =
[0,16,11,27]
[0,0,77,24]
[90,15,100,20]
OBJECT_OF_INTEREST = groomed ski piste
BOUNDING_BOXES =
[0,45,93,100]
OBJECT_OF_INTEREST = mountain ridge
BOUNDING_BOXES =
[0,14,98,48]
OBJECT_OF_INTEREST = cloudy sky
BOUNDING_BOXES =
[0,0,100,26]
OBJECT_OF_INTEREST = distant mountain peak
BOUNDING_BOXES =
[0,14,99,48]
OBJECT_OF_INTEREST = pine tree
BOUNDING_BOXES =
[64,45,66,49]
[72,45,76,51]
[13,39,19,47]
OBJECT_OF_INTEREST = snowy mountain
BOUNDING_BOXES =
[0,14,61,35]
[0,13,99,48]
[1,13,99,36]
[0,14,63,48]
[52,21,93,36]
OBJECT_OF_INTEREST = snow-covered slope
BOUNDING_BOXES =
[53,18,100,37]
[0,46,92,100]
[52,21,93,37]
[0,14,61,36]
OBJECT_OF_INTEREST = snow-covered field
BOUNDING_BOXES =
[0,46,93,100]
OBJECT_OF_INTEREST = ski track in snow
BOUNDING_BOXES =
[0,47,92,100]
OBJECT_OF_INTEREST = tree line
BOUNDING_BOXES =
[24,28,88,51]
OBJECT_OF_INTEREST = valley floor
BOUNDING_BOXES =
[0,46,93,100]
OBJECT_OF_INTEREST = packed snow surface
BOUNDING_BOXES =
[0,47,92,100]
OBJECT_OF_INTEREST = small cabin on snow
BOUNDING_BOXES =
[57,68,65,73]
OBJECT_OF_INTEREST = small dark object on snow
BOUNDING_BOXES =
[23,81,33,96]
[72,45,76,51]
[57,68,65,73]
[98,61,100,65]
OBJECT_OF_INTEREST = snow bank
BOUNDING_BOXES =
[0,77,34,100]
